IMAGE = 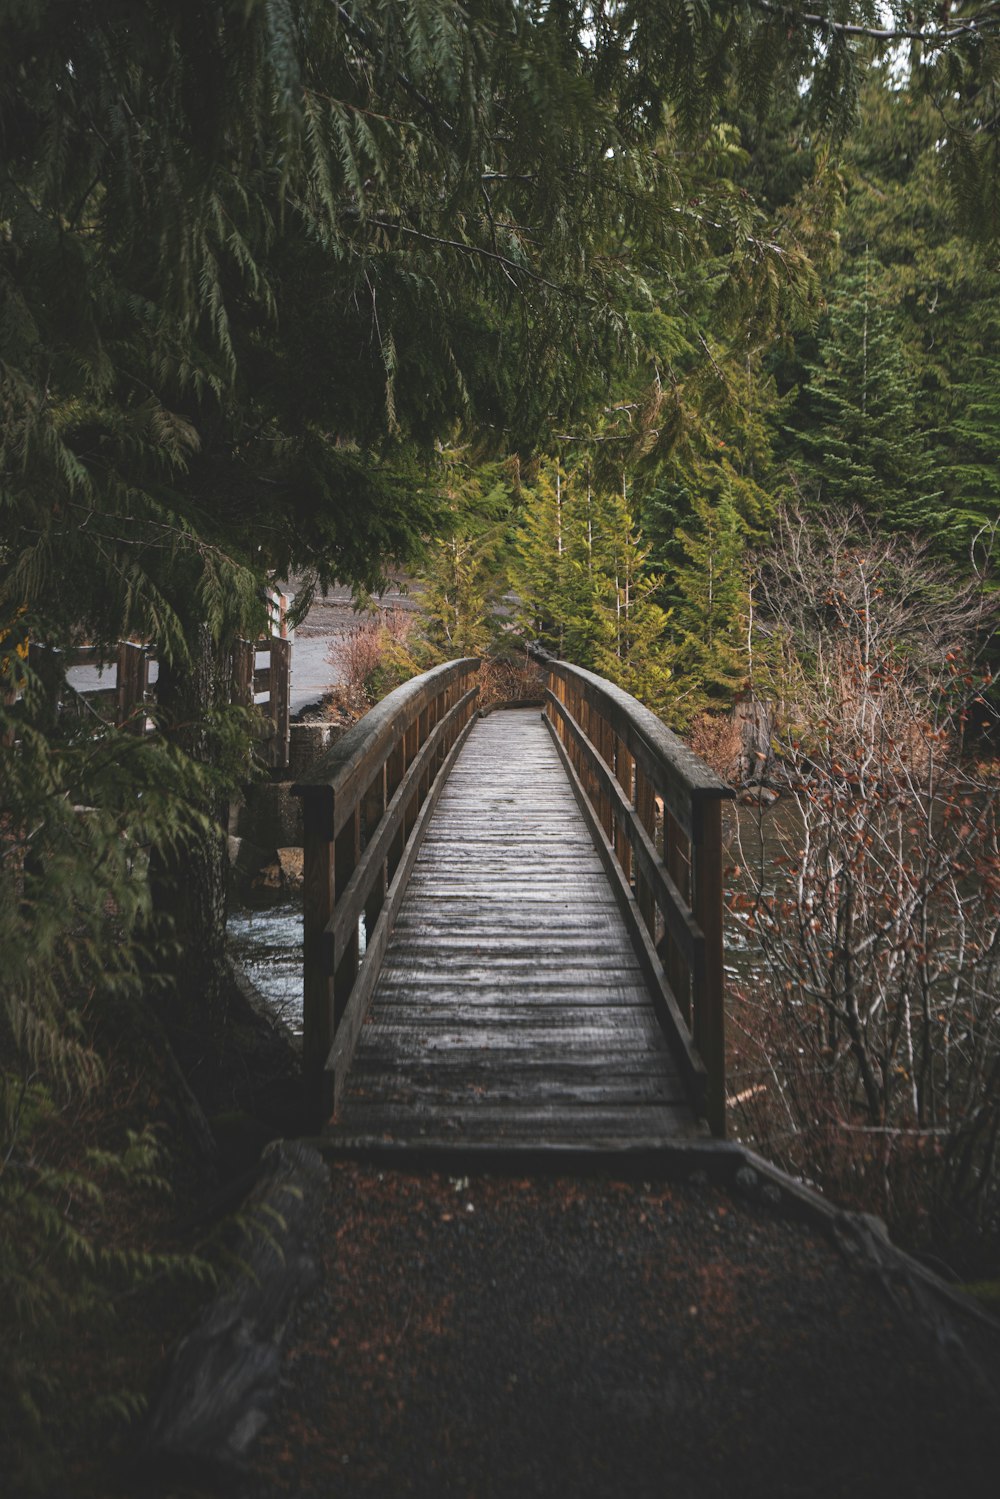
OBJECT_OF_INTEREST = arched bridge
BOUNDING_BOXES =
[294,656,733,1152]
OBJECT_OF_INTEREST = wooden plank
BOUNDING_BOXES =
[349,1052,677,1079]
[329,1101,698,1143]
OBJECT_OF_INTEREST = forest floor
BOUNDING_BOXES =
[72,1152,1000,1499]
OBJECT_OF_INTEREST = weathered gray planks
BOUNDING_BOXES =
[326,709,703,1150]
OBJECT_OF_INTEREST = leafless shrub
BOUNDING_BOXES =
[338,617,385,708]
[330,606,422,711]
[688,712,743,782]
[477,655,546,710]
[729,509,1000,1265]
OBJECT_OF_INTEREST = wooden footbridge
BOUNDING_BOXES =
[294,656,732,1151]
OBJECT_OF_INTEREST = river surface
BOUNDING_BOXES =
[228,897,305,1037]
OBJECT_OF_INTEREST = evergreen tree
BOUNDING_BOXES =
[779,252,942,535]
[667,469,752,726]
[418,451,516,660]
[513,459,674,712]
[589,477,676,717]
[512,461,577,660]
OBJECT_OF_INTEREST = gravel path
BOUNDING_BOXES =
[248,1162,1000,1499]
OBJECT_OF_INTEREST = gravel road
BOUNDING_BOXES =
[283,579,421,714]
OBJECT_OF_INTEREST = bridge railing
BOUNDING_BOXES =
[293,658,480,1123]
[532,648,734,1136]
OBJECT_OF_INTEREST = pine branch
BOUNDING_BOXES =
[364,216,566,290]
[752,1,1000,49]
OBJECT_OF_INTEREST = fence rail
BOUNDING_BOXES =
[293,658,480,1124]
[56,634,291,768]
[531,647,733,1136]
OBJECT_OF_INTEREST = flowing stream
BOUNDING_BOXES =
[227,896,305,1038]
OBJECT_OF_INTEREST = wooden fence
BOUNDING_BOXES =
[57,635,292,769]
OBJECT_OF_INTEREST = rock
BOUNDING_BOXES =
[138,1140,329,1476]
[227,835,278,880]
[734,1165,759,1194]
[737,784,781,807]
[276,847,304,887]
[288,720,346,778]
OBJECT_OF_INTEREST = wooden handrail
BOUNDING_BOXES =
[293,658,480,1124]
[530,647,734,1137]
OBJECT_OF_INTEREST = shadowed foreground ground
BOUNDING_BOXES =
[246,1162,1000,1499]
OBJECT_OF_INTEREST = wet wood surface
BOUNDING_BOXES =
[327,709,701,1150]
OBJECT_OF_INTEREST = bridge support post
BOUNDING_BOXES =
[300,787,335,1128]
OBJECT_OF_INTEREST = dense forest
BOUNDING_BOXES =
[3,3,1000,1488]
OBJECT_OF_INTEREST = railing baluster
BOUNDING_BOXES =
[333,804,360,1027]
[634,766,656,940]
[664,806,690,1027]
[363,763,388,937]
[385,735,406,885]
[615,741,633,881]
[692,798,726,1138]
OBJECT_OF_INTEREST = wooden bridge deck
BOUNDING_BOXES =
[327,709,702,1150]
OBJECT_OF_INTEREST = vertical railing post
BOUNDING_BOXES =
[615,742,633,881]
[634,767,656,941]
[692,797,726,1139]
[664,807,690,1026]
[301,786,335,1127]
[403,716,420,837]
[363,765,387,935]
[270,634,291,770]
[333,805,360,1028]
[117,641,148,731]
[231,638,254,711]
[596,712,614,839]
[385,734,406,884]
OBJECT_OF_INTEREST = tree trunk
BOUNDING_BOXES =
[148,623,233,1074]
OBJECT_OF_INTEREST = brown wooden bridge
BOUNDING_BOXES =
[294,656,732,1152]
